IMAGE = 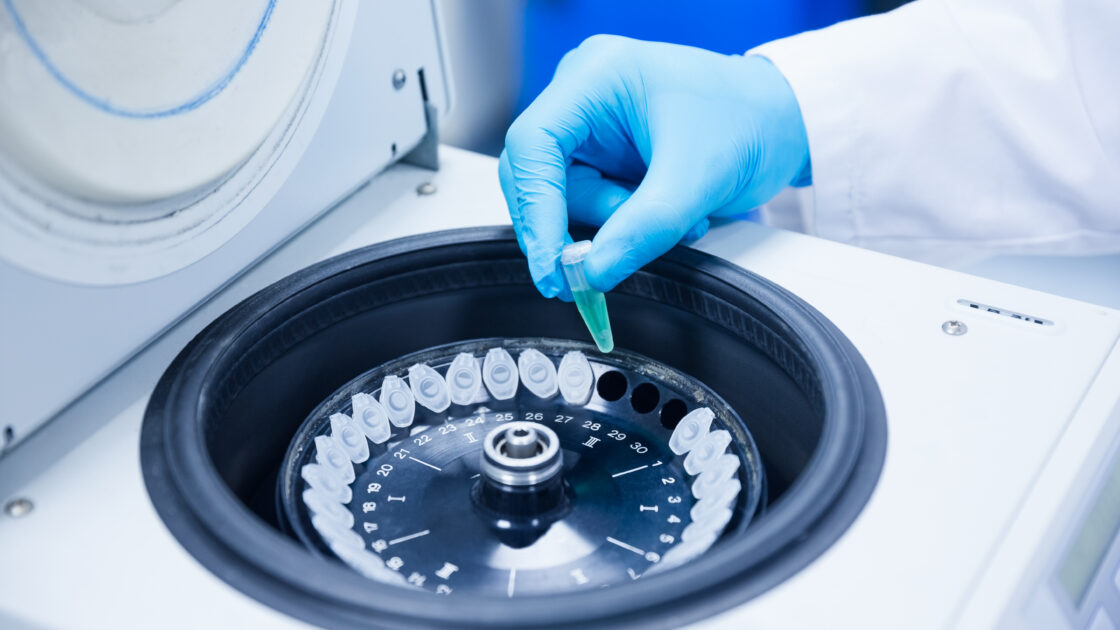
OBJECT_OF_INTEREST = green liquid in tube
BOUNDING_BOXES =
[561,240,614,353]
[572,288,614,353]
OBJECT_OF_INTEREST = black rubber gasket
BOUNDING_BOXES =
[141,226,887,629]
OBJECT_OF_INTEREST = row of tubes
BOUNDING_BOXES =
[651,408,744,574]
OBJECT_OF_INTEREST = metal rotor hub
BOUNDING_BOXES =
[482,422,563,487]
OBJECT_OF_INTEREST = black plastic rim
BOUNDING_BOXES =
[140,226,887,629]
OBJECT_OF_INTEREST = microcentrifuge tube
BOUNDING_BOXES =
[408,363,451,413]
[558,351,594,405]
[682,507,734,542]
[332,543,406,584]
[330,413,370,464]
[303,487,354,528]
[447,353,483,405]
[379,375,416,427]
[314,435,355,483]
[684,429,732,475]
[321,526,367,554]
[517,348,559,398]
[333,544,408,585]
[350,393,391,444]
[690,479,741,522]
[483,348,519,400]
[669,407,714,455]
[690,453,740,500]
[647,531,719,575]
[561,241,614,353]
[312,513,362,549]
[301,463,352,504]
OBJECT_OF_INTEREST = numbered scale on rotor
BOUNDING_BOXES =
[278,339,764,598]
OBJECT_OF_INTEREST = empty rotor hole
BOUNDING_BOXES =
[630,383,660,414]
[660,399,688,430]
[596,371,628,401]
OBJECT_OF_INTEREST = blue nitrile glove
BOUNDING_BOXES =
[498,35,811,298]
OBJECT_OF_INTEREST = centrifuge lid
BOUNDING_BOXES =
[0,0,331,203]
[0,0,349,284]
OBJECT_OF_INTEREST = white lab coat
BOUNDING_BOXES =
[751,0,1120,264]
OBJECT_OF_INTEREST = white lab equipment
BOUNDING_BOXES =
[0,2,1118,629]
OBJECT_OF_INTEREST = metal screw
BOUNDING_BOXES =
[942,320,968,336]
[4,497,33,518]
[392,69,406,91]
[416,182,437,196]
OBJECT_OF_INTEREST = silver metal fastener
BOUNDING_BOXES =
[4,497,33,518]
[942,320,968,336]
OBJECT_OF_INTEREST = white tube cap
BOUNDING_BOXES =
[333,544,409,585]
[690,479,741,522]
[330,413,370,463]
[483,348,519,400]
[690,453,740,499]
[684,430,732,476]
[314,435,355,484]
[646,531,719,576]
[668,407,714,455]
[447,353,483,405]
[300,463,352,504]
[312,513,362,550]
[351,393,391,444]
[379,375,416,428]
[408,363,451,413]
[682,507,734,541]
[518,348,558,398]
[303,487,354,529]
[558,351,594,405]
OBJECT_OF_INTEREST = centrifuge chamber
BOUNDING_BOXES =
[139,226,886,628]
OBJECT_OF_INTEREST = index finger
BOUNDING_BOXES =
[499,80,594,297]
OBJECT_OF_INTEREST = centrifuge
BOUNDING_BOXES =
[2,2,1120,629]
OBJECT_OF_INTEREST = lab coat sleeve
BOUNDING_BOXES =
[749,0,1120,261]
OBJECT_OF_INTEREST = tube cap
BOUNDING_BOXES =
[684,430,732,475]
[351,393,391,444]
[558,351,594,405]
[379,375,416,427]
[314,435,355,484]
[483,347,519,400]
[517,348,558,398]
[447,353,483,405]
[408,363,451,413]
[330,412,370,463]
[668,407,714,455]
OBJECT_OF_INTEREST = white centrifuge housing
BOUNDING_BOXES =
[1,2,1119,630]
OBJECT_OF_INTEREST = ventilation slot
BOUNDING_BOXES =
[958,299,1053,326]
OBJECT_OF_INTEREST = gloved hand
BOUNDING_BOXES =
[499,35,811,298]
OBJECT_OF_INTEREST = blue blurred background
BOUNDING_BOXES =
[439,0,906,155]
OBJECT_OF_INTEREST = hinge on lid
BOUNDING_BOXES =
[402,68,439,171]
